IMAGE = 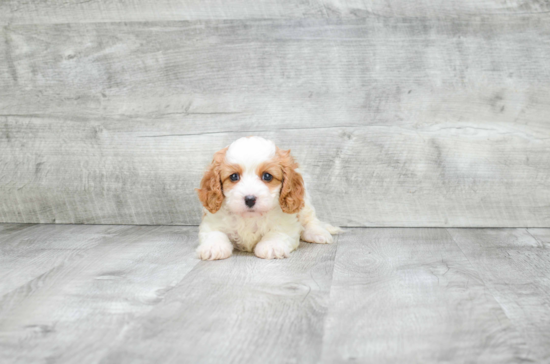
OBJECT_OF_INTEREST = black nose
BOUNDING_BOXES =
[244,195,256,208]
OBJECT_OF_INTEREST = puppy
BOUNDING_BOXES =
[196,136,342,260]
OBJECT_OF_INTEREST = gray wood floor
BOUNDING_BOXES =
[0,224,549,363]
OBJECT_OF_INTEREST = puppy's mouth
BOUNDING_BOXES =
[240,209,265,217]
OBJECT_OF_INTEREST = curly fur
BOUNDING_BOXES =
[196,136,342,260]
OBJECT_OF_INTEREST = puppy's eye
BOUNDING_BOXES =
[230,173,240,182]
[262,172,273,182]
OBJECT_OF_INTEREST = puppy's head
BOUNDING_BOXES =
[197,137,304,216]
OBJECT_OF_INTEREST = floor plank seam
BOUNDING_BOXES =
[317,232,342,364]
[445,228,536,361]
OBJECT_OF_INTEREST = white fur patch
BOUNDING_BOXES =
[225,136,276,166]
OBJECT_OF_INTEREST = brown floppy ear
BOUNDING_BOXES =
[196,147,227,214]
[278,148,305,214]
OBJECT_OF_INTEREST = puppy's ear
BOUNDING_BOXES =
[196,147,228,214]
[278,148,305,214]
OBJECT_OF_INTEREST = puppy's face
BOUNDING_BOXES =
[197,137,304,216]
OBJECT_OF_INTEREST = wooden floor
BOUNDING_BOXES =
[0,224,549,363]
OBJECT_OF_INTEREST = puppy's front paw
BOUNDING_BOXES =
[196,240,233,261]
[301,224,333,244]
[254,240,291,260]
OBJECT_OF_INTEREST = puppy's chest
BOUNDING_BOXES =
[225,218,269,252]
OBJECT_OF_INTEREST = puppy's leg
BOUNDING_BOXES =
[254,231,300,260]
[197,231,233,260]
[299,199,343,244]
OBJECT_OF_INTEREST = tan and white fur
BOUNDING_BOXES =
[196,136,342,260]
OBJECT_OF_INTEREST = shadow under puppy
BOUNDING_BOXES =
[196,136,342,260]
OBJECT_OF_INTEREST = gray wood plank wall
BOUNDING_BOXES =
[2,1,550,24]
[1,2,549,226]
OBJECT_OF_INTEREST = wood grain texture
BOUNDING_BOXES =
[0,225,200,363]
[0,223,32,235]
[1,18,550,226]
[448,228,550,362]
[0,224,128,296]
[1,224,550,363]
[1,0,549,24]
[321,228,533,363]
[101,240,338,364]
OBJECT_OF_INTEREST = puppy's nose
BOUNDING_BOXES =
[244,195,256,208]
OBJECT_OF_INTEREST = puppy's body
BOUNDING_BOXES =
[197,137,341,260]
